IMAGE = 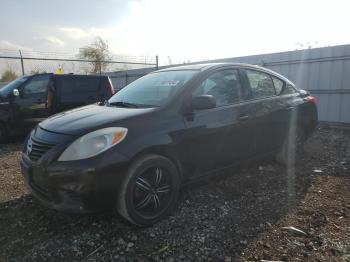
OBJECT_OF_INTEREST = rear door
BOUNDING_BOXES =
[182,68,255,176]
[57,75,101,112]
[242,69,290,154]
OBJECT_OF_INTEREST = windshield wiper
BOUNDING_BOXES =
[108,101,139,108]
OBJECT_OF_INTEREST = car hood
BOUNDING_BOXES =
[0,93,9,101]
[39,104,155,135]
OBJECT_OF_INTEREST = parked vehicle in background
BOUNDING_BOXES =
[0,73,115,142]
[20,63,318,226]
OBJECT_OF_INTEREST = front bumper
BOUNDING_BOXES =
[20,149,129,213]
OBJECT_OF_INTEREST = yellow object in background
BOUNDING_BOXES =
[57,66,63,74]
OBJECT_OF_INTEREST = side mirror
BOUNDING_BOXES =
[298,89,310,97]
[13,89,20,97]
[192,95,216,110]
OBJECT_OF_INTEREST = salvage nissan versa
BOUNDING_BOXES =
[21,63,318,225]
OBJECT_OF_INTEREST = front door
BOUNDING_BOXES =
[182,68,255,176]
[17,74,51,128]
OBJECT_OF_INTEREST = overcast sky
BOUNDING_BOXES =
[1,0,350,65]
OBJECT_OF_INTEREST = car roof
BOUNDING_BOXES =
[155,63,293,84]
[156,62,261,72]
[54,74,107,78]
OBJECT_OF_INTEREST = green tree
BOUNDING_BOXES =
[79,37,111,74]
[0,69,18,82]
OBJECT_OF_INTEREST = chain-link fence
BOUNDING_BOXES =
[0,49,158,79]
[107,68,157,91]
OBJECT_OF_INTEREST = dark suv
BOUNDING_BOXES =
[21,63,318,225]
[0,73,114,141]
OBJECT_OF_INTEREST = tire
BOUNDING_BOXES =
[276,126,306,166]
[0,122,7,144]
[116,154,180,226]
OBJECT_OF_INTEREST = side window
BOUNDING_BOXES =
[75,77,100,92]
[193,70,242,107]
[246,70,275,99]
[23,75,50,95]
[58,78,74,101]
[59,77,100,99]
[282,84,296,94]
[272,77,284,95]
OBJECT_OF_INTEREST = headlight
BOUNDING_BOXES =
[58,127,128,161]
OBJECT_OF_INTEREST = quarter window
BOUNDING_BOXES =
[246,70,275,99]
[24,75,50,95]
[282,84,296,94]
[193,70,242,107]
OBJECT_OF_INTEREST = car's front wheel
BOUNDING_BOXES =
[116,154,180,226]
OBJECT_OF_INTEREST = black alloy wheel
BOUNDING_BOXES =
[117,154,180,226]
[133,167,172,216]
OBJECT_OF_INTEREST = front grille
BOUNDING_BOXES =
[28,138,56,161]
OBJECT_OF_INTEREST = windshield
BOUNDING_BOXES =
[108,70,197,107]
[0,77,28,97]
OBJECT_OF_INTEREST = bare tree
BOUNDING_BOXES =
[1,68,18,82]
[79,37,111,74]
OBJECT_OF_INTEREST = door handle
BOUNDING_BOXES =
[238,114,249,121]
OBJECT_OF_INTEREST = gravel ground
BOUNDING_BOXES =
[0,126,349,261]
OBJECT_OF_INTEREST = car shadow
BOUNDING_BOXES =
[0,156,314,260]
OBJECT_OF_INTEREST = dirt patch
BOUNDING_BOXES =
[0,127,349,261]
[0,143,27,202]
[241,175,349,261]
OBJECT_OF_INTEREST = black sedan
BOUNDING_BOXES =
[21,63,318,225]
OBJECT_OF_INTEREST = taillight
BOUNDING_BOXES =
[307,96,317,105]
[108,78,115,95]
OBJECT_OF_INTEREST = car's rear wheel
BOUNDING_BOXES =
[116,154,180,226]
[276,126,306,166]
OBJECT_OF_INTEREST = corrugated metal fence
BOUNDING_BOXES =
[108,44,350,124]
